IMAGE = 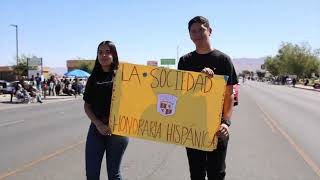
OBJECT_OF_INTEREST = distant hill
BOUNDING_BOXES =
[49,57,267,76]
[232,57,267,73]
[50,67,67,76]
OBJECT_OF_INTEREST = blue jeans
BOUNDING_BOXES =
[86,123,129,180]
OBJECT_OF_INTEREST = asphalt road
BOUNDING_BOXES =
[227,81,320,180]
[243,81,320,167]
[0,82,319,180]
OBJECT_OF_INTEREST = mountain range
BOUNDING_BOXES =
[50,67,68,76]
[50,57,267,75]
[232,57,267,73]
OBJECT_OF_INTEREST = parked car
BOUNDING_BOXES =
[0,80,11,94]
[233,84,239,106]
[0,80,18,94]
[286,77,293,85]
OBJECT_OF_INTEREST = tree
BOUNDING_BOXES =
[264,42,320,78]
[71,57,95,74]
[264,56,280,76]
[256,70,266,78]
[241,70,251,76]
[79,61,94,74]
[12,55,28,78]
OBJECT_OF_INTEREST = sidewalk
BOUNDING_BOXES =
[0,94,79,111]
[294,84,320,92]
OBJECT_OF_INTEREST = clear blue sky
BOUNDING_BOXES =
[1,0,319,68]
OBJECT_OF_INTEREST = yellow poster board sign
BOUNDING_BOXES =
[109,63,227,151]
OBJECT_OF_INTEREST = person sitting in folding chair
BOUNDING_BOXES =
[29,86,43,103]
[15,84,30,103]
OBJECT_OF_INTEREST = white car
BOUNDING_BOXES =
[286,78,292,84]
[0,80,10,94]
[0,80,17,94]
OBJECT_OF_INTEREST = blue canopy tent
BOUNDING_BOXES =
[64,69,90,78]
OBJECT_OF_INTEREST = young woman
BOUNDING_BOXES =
[83,41,129,180]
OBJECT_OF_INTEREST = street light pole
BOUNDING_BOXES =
[10,24,18,65]
[176,45,179,62]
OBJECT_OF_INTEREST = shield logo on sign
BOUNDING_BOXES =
[157,94,177,116]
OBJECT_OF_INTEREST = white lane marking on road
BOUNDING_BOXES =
[0,139,86,179]
[0,120,25,127]
[256,102,320,177]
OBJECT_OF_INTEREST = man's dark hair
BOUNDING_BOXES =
[188,16,210,31]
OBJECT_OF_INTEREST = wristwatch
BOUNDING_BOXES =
[221,119,231,127]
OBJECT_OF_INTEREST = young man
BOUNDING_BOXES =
[178,16,238,180]
[35,73,42,91]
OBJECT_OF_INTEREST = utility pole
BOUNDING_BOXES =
[10,24,19,65]
[176,45,179,62]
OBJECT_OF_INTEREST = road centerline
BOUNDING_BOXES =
[0,120,25,127]
[255,101,320,177]
[0,139,86,179]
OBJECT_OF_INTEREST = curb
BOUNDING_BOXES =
[0,96,80,111]
[294,86,320,92]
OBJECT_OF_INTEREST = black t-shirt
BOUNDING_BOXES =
[83,71,114,124]
[178,49,238,86]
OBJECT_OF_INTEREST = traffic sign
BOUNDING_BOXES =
[160,58,175,65]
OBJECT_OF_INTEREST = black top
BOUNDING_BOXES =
[83,71,114,124]
[178,49,238,86]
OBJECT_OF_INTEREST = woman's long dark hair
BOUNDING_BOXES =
[91,41,119,78]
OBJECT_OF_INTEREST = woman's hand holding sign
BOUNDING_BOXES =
[95,121,112,136]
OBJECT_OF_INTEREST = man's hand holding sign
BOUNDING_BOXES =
[201,67,230,139]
